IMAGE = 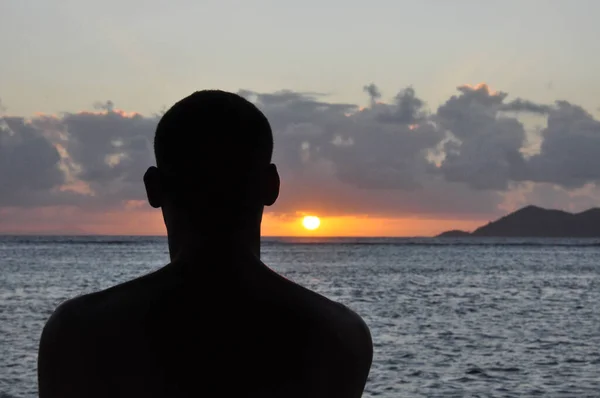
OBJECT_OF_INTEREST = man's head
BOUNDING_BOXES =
[144,90,279,230]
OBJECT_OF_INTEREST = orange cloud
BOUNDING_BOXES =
[76,109,141,118]
[460,82,499,96]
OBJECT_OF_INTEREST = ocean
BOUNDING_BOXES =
[1,236,599,397]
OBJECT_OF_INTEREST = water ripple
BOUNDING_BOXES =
[1,238,600,397]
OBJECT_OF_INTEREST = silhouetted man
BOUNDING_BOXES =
[38,90,373,398]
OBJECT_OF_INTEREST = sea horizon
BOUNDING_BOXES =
[4,235,600,246]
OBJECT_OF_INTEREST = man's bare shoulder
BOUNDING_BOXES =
[325,300,373,361]
[38,290,99,397]
[276,273,371,342]
[40,264,175,347]
[259,262,372,352]
[296,297,373,398]
[38,265,177,397]
[255,266,373,397]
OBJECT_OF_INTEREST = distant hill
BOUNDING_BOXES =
[437,205,600,238]
[437,230,472,238]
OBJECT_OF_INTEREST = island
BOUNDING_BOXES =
[436,230,472,238]
[437,205,600,238]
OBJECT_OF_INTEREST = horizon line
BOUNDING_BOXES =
[0,233,435,239]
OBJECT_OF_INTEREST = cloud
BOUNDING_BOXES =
[502,98,552,114]
[527,101,600,188]
[2,83,600,228]
[247,87,442,192]
[57,104,158,204]
[435,84,528,190]
[0,117,65,206]
[363,83,381,104]
[377,87,426,125]
[5,106,160,209]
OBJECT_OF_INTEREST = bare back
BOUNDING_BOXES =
[38,251,373,398]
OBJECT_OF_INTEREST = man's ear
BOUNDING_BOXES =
[144,166,163,208]
[263,164,280,206]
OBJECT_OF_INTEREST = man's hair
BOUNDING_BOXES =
[154,90,273,177]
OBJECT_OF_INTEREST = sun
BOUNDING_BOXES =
[302,216,321,231]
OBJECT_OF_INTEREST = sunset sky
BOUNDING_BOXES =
[1,0,600,236]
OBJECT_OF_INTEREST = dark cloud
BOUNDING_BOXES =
[59,108,157,202]
[1,84,600,221]
[244,87,442,191]
[363,83,381,104]
[0,117,65,206]
[502,98,552,114]
[436,84,528,190]
[527,101,600,188]
[377,87,426,125]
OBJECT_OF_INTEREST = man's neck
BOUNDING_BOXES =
[167,226,261,263]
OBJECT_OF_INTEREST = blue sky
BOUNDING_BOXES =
[2,0,599,116]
